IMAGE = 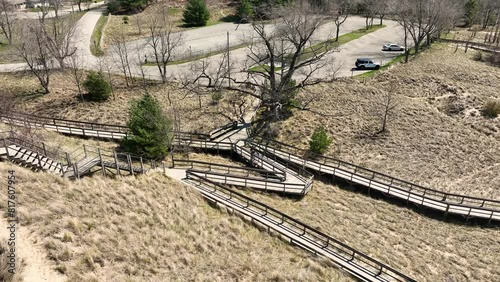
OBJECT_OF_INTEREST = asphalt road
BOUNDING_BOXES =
[0,11,408,83]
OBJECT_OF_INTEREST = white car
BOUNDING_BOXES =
[382,43,405,51]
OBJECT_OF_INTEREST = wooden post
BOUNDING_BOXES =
[113,151,121,176]
[42,143,47,156]
[128,155,134,176]
[65,152,71,166]
[36,151,42,170]
[162,161,166,174]
[2,139,8,158]
[140,157,144,173]
[75,162,80,179]
[83,145,87,158]
[98,148,105,176]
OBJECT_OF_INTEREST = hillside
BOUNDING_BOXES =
[0,162,352,281]
[277,44,500,199]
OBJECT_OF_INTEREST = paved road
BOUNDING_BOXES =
[0,12,407,82]
[14,2,105,19]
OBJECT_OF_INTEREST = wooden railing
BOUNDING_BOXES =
[0,132,69,174]
[248,138,500,221]
[185,174,416,282]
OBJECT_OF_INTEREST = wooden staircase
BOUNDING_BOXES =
[1,144,67,175]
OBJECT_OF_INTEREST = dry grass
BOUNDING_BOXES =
[0,162,353,281]
[233,181,500,282]
[0,71,236,134]
[277,44,500,199]
[443,28,500,46]
[0,242,23,282]
[103,3,236,47]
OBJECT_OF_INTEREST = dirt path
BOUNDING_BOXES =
[0,219,66,282]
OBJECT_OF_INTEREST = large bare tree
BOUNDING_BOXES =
[0,0,15,44]
[146,6,183,83]
[15,20,53,94]
[240,3,338,124]
[395,0,460,53]
[41,13,79,68]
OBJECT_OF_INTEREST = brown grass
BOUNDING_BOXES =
[0,242,23,282]
[0,162,353,281]
[232,180,500,282]
[277,44,500,199]
[0,71,236,134]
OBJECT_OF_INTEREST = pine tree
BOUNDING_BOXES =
[122,93,173,159]
[182,0,210,27]
[464,0,478,28]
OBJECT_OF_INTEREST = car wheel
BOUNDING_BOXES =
[400,48,404,51]
[359,65,365,70]
[375,65,380,70]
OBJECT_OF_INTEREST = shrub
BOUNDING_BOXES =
[309,126,332,154]
[211,91,223,104]
[472,51,483,61]
[122,93,173,159]
[107,0,148,14]
[182,0,210,27]
[485,53,500,67]
[237,0,254,22]
[122,16,129,24]
[482,99,500,118]
[82,71,111,102]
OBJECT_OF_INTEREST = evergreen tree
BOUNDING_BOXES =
[464,0,478,27]
[82,71,111,102]
[309,126,332,154]
[122,93,172,159]
[237,0,254,22]
[182,0,210,27]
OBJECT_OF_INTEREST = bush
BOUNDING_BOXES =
[473,51,483,61]
[122,93,173,159]
[485,53,500,67]
[309,126,332,154]
[107,0,149,14]
[237,0,254,22]
[82,71,111,102]
[122,16,129,24]
[182,0,210,27]
[210,91,223,104]
[482,99,500,118]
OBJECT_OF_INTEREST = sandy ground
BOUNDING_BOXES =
[276,44,500,199]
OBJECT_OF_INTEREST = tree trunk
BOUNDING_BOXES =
[404,25,409,63]
[335,24,340,42]
[379,15,383,26]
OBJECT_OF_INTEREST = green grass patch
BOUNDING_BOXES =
[301,25,387,60]
[142,43,247,66]
[90,14,108,57]
[248,65,282,72]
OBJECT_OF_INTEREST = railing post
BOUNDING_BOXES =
[75,162,80,179]
[127,155,134,176]
[2,139,8,158]
[42,142,47,156]
[65,152,71,166]
[98,148,105,176]
[140,157,144,172]
[113,151,121,176]
[162,161,166,174]
[83,145,87,158]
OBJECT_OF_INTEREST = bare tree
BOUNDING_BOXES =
[241,3,337,123]
[395,0,460,53]
[329,0,351,42]
[146,6,183,83]
[67,51,87,100]
[373,84,399,134]
[41,14,79,68]
[0,0,15,44]
[109,30,133,87]
[15,20,53,94]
